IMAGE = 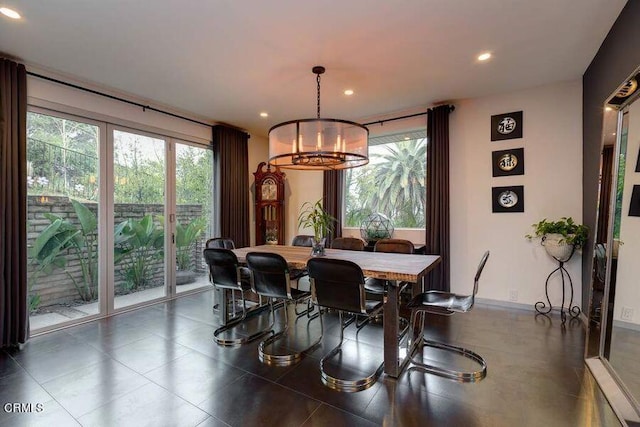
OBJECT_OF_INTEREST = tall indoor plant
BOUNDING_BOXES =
[297,199,335,256]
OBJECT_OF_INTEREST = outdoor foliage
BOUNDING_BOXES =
[29,199,99,302]
[114,215,165,291]
[27,112,99,200]
[26,112,214,308]
[345,139,426,228]
[158,215,207,270]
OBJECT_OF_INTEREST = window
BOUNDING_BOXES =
[26,108,215,332]
[344,130,426,229]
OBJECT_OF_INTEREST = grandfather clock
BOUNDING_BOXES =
[254,162,285,245]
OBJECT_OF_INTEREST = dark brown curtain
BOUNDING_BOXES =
[596,145,614,244]
[425,105,452,292]
[323,170,343,247]
[213,125,250,248]
[1,59,29,348]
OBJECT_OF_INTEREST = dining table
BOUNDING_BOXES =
[232,244,441,378]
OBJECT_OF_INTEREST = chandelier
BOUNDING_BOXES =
[268,66,369,170]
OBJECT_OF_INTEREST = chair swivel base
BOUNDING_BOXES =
[408,338,487,382]
[320,345,383,392]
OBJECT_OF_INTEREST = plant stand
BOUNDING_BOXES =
[535,246,581,325]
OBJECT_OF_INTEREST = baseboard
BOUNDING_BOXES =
[474,297,540,311]
[613,319,640,332]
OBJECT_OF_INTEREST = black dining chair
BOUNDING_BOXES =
[289,234,323,287]
[406,250,490,382]
[203,248,270,346]
[206,237,236,249]
[364,238,415,295]
[331,237,366,251]
[246,252,321,366]
[307,257,386,392]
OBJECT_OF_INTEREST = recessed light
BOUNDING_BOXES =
[404,137,410,140]
[605,106,612,111]
[260,112,268,118]
[613,133,616,136]
[0,7,21,19]
[477,52,491,61]
[344,89,354,96]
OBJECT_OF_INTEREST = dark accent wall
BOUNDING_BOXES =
[582,0,640,310]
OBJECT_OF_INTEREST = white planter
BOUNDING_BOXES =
[542,233,575,262]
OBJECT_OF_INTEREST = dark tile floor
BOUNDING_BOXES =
[0,289,622,426]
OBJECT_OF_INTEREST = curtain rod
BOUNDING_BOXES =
[26,71,213,128]
[363,105,455,127]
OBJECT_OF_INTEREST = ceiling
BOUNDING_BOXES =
[0,0,627,138]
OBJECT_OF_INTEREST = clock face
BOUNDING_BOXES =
[261,178,277,200]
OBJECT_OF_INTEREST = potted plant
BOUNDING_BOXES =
[297,199,335,256]
[526,217,589,262]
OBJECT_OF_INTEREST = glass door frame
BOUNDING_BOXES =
[27,106,108,332]
[107,124,175,313]
[27,105,214,334]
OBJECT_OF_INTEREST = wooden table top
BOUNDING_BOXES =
[233,245,441,282]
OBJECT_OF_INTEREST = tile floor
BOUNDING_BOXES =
[0,288,623,426]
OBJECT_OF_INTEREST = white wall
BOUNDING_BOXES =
[614,99,640,325]
[282,170,324,245]
[28,74,211,144]
[450,79,583,307]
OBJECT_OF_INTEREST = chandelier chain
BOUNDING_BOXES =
[316,73,321,119]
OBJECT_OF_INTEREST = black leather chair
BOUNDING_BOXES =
[291,234,315,247]
[246,252,321,366]
[307,257,385,392]
[331,237,366,251]
[406,250,490,382]
[203,248,269,346]
[365,238,415,295]
[290,234,325,285]
[206,237,235,249]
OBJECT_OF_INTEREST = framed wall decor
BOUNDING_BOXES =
[492,185,524,213]
[491,111,523,141]
[492,148,524,177]
[629,185,640,217]
[635,148,640,172]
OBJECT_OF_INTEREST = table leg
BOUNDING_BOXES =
[383,282,400,377]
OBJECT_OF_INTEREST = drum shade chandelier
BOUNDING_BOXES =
[268,66,369,170]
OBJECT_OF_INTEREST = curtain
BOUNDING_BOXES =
[323,170,343,247]
[212,125,250,248]
[0,59,29,348]
[425,105,452,292]
[596,145,614,244]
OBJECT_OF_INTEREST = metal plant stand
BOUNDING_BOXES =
[535,246,581,325]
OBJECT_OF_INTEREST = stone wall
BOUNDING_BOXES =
[27,196,207,307]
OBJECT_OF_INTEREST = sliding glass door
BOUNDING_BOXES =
[175,142,214,294]
[112,128,168,310]
[27,109,215,333]
[26,110,103,330]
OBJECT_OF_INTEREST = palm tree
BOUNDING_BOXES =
[365,139,426,227]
